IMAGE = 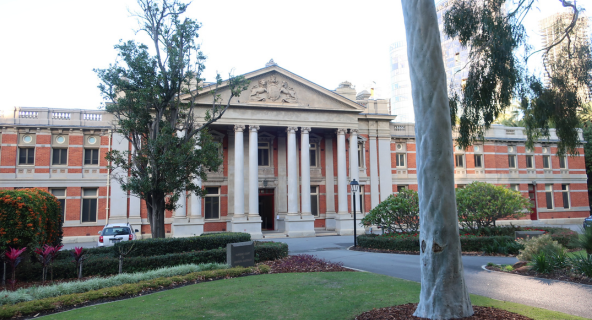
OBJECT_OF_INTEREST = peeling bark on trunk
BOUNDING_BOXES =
[401,0,473,319]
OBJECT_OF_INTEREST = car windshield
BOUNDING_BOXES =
[102,227,130,236]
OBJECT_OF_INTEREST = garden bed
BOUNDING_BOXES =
[355,303,533,320]
[486,262,592,286]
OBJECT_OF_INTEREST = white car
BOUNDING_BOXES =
[97,223,139,247]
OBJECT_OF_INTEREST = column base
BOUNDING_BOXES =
[227,215,263,240]
[325,212,337,231]
[334,213,365,236]
[283,214,316,238]
[172,218,204,238]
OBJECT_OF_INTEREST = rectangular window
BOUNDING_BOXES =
[508,155,517,168]
[543,155,551,169]
[396,154,405,167]
[474,154,483,168]
[397,185,408,193]
[561,184,570,209]
[526,155,534,168]
[456,184,466,189]
[510,184,520,192]
[84,149,99,165]
[358,143,364,168]
[359,185,365,214]
[204,187,220,219]
[81,188,97,222]
[52,148,68,165]
[51,188,66,222]
[257,142,270,166]
[545,185,554,209]
[259,142,270,165]
[311,186,319,216]
[455,154,464,168]
[18,148,35,165]
[309,143,317,167]
[559,156,567,169]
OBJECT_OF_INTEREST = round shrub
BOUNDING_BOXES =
[517,234,565,261]
[361,188,419,233]
[0,188,63,251]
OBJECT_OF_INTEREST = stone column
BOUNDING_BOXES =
[349,129,360,212]
[337,128,348,214]
[249,125,260,216]
[378,137,393,202]
[369,127,380,209]
[300,127,311,215]
[175,130,187,219]
[287,126,299,214]
[324,133,336,230]
[234,125,245,216]
[190,131,203,220]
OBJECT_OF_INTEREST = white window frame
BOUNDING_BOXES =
[474,154,483,168]
[396,153,406,167]
[543,155,551,169]
[545,184,554,209]
[455,154,465,168]
[559,156,567,169]
[204,187,221,220]
[309,142,319,168]
[310,186,319,216]
[561,184,570,209]
[258,142,271,167]
[18,147,35,165]
[526,155,534,169]
[50,188,66,222]
[81,188,98,223]
[508,154,517,168]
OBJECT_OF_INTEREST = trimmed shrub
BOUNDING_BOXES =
[0,189,63,251]
[357,234,520,254]
[456,182,531,233]
[517,234,566,261]
[530,252,555,273]
[361,189,419,233]
[112,232,252,257]
[16,241,287,281]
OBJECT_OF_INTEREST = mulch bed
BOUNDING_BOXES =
[486,264,592,286]
[356,303,533,320]
[260,254,354,273]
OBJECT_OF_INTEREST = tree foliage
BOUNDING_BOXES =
[94,0,249,238]
[361,188,419,233]
[456,182,531,233]
[445,0,592,157]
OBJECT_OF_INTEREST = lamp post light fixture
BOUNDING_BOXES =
[350,179,359,247]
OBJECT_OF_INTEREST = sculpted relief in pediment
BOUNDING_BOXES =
[249,75,298,103]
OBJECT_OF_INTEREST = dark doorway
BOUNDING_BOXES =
[528,184,538,220]
[259,189,274,230]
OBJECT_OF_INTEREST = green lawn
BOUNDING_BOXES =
[45,272,585,320]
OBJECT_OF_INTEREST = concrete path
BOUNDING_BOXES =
[267,236,592,319]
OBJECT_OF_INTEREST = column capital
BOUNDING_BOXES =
[350,129,359,134]
[301,127,311,134]
[234,124,245,132]
[286,126,299,133]
[336,128,347,135]
[249,125,260,132]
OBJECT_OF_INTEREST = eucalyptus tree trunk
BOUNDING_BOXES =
[149,195,166,239]
[401,0,473,318]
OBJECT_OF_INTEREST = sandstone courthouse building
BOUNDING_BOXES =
[1,63,589,242]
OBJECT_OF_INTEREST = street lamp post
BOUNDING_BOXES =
[350,179,359,247]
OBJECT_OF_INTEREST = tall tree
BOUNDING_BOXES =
[401,0,590,318]
[401,1,473,318]
[95,0,248,238]
[445,0,591,157]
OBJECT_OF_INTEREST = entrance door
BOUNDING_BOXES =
[528,184,538,220]
[259,189,274,230]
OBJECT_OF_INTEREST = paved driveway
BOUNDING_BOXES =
[267,236,592,319]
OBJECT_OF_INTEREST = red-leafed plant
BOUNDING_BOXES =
[71,247,86,279]
[4,247,27,291]
[35,244,64,283]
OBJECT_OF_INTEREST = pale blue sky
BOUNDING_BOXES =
[0,0,586,114]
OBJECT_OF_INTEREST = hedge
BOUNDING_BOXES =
[357,234,517,252]
[17,241,287,281]
[1,266,262,320]
[0,189,63,251]
[52,232,252,261]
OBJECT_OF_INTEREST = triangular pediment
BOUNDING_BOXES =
[182,66,365,113]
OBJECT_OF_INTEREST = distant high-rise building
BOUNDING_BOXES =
[538,12,591,100]
[390,0,470,122]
